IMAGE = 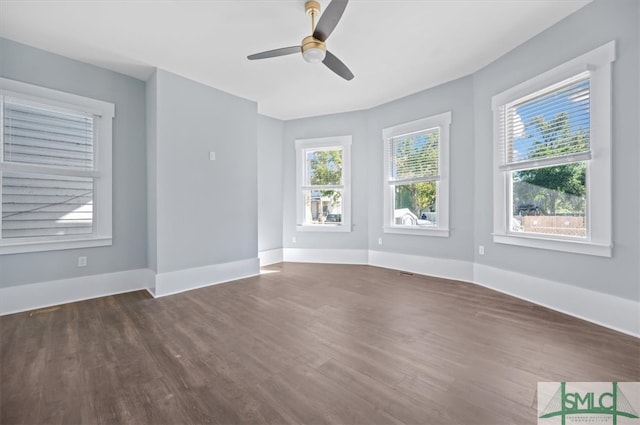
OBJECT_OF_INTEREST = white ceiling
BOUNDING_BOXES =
[0,0,590,120]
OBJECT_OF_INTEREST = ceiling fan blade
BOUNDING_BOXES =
[323,50,354,81]
[313,0,349,42]
[247,46,300,60]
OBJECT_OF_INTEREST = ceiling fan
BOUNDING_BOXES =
[247,0,354,81]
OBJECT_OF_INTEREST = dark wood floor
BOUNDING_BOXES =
[1,263,638,424]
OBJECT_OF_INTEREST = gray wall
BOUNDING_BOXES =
[637,0,640,296]
[282,111,368,250]
[278,76,475,263]
[366,76,475,262]
[146,71,158,273]
[149,70,258,273]
[473,0,640,300]
[257,115,284,252]
[0,39,147,287]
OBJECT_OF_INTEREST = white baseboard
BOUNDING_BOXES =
[3,250,636,337]
[153,257,260,297]
[473,263,640,338]
[368,250,474,283]
[259,248,283,266]
[283,248,368,264]
[283,248,639,336]
[0,268,153,316]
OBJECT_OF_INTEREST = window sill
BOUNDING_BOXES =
[383,226,450,238]
[0,237,112,255]
[493,233,611,257]
[296,224,352,233]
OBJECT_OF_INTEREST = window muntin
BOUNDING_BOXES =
[295,136,351,231]
[382,112,451,236]
[492,41,614,257]
[1,78,114,254]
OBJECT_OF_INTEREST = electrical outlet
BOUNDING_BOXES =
[378,237,383,245]
[209,151,216,161]
[292,236,296,243]
[478,245,485,255]
[78,256,88,267]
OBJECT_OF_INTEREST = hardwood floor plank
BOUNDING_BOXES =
[318,358,449,424]
[1,262,638,424]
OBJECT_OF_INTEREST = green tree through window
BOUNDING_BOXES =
[513,113,587,216]
[309,149,342,207]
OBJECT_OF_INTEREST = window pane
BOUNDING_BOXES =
[390,129,439,181]
[305,148,342,186]
[511,163,586,237]
[302,189,342,225]
[393,182,437,227]
[3,99,94,169]
[2,172,93,238]
[506,75,590,166]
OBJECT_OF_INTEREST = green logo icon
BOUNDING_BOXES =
[538,382,639,425]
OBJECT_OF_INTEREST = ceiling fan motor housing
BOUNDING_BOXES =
[301,35,326,63]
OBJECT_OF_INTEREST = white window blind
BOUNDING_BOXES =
[2,172,93,238]
[4,98,94,168]
[388,127,440,185]
[499,71,591,172]
[2,97,96,239]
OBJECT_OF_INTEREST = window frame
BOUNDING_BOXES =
[295,135,352,232]
[382,112,451,237]
[491,41,615,257]
[0,78,115,255]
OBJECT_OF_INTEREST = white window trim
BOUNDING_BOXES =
[295,135,352,232]
[0,78,115,255]
[382,112,451,237]
[491,41,615,257]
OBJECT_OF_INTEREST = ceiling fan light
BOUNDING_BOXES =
[302,47,326,63]
[301,35,326,64]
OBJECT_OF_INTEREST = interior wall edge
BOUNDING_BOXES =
[153,257,260,298]
[259,248,284,267]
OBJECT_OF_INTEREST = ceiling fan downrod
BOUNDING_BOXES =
[302,1,326,63]
[306,1,320,32]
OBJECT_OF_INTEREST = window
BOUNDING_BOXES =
[383,112,451,237]
[295,135,351,232]
[1,78,114,254]
[492,41,615,257]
